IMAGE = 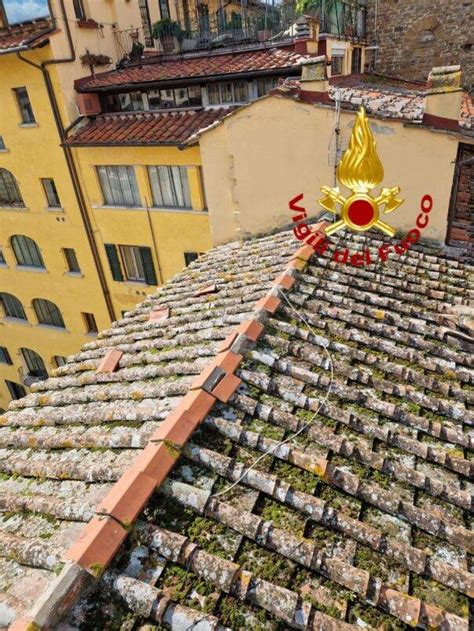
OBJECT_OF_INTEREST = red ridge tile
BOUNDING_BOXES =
[212,373,242,403]
[255,295,281,314]
[273,272,296,290]
[149,409,201,445]
[217,331,238,353]
[65,515,127,576]
[96,469,158,526]
[236,320,264,342]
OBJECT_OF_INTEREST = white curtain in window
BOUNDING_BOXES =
[148,166,191,209]
[98,166,140,206]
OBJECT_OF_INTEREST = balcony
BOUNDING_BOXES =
[115,0,366,58]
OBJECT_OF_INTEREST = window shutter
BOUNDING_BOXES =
[139,247,157,286]
[104,244,123,281]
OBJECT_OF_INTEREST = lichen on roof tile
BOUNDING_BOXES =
[1,228,472,630]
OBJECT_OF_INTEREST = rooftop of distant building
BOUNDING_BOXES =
[0,17,53,53]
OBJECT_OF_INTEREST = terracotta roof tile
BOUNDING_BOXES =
[75,45,309,91]
[0,18,53,52]
[63,108,230,146]
[1,228,472,629]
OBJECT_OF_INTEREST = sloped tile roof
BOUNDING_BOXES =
[0,18,53,53]
[278,75,473,131]
[63,108,230,146]
[1,228,473,630]
[74,45,308,92]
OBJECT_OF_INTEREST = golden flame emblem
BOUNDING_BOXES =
[319,107,403,237]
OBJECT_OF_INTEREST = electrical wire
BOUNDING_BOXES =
[210,285,334,499]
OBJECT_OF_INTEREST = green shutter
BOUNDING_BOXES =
[104,244,123,281]
[139,247,158,286]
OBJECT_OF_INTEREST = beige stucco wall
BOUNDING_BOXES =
[199,95,468,246]
[49,0,143,124]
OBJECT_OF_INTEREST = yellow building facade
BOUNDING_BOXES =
[70,143,211,316]
[0,0,212,409]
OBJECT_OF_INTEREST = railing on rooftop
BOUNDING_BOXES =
[115,0,366,58]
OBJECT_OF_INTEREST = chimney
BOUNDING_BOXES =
[294,15,320,55]
[299,55,331,103]
[422,65,463,132]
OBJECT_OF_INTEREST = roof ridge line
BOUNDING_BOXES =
[11,222,328,630]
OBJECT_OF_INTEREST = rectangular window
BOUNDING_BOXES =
[63,248,81,273]
[0,347,12,365]
[206,81,248,105]
[14,87,35,124]
[174,87,190,108]
[148,165,191,209]
[351,47,362,74]
[184,252,201,266]
[256,77,278,97]
[207,83,220,105]
[0,248,6,266]
[42,178,61,207]
[331,54,344,76]
[188,86,202,107]
[0,137,5,150]
[160,89,175,109]
[159,0,170,19]
[148,90,161,110]
[97,166,141,207]
[54,355,67,367]
[5,380,26,400]
[73,0,86,20]
[83,312,98,334]
[118,92,144,112]
[233,81,249,103]
[105,244,157,286]
[119,245,146,282]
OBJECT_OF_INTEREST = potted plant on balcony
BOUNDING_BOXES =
[152,18,183,53]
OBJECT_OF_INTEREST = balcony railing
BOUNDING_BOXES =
[115,0,366,58]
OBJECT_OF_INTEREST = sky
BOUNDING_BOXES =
[4,0,50,24]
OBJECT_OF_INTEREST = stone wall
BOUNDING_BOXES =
[364,0,473,91]
[447,143,474,247]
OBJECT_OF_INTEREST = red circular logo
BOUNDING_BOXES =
[347,199,375,227]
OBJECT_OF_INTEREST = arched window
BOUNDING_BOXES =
[21,348,47,378]
[0,169,24,207]
[33,299,65,328]
[0,292,27,320]
[11,235,45,268]
[53,355,67,368]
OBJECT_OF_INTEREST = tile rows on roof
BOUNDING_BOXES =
[64,108,229,146]
[1,226,473,630]
[74,45,308,91]
[0,18,52,51]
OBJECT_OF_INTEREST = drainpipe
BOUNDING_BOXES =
[16,0,116,323]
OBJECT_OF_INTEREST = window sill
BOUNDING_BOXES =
[151,206,207,214]
[85,331,98,337]
[18,123,38,128]
[2,317,30,326]
[0,264,8,269]
[46,206,64,213]
[0,149,9,153]
[65,271,83,278]
[92,204,146,211]
[37,324,69,333]
[15,265,47,273]
[124,280,147,287]
[0,206,28,211]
